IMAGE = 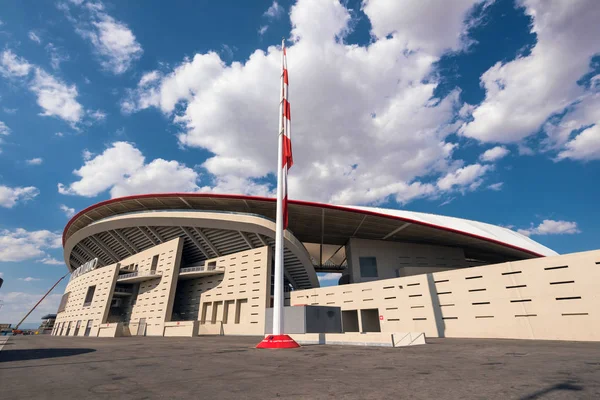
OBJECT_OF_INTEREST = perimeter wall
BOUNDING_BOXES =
[292,249,600,341]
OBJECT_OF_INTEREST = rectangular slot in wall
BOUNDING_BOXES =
[468,288,486,292]
[510,299,532,303]
[550,281,575,285]
[501,271,522,276]
[562,313,588,316]
[544,265,568,271]
[556,296,582,301]
[465,276,482,280]
[506,285,527,289]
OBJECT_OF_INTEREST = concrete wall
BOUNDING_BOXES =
[53,264,119,337]
[346,238,467,283]
[292,249,600,341]
[197,246,272,335]
[127,238,184,336]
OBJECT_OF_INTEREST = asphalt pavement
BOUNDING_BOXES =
[1,335,599,399]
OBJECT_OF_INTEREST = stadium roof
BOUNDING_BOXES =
[63,193,556,268]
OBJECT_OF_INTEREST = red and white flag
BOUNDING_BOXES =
[281,43,293,229]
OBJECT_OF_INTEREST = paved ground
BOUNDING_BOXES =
[1,335,599,399]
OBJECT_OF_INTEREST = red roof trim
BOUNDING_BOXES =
[63,193,546,258]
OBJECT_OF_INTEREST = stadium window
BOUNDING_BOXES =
[83,285,96,307]
[359,257,378,278]
[57,292,70,313]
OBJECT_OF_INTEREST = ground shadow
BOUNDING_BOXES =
[519,381,584,400]
[426,273,445,338]
[0,348,96,363]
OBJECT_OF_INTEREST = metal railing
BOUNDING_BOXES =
[113,286,133,294]
[117,270,162,281]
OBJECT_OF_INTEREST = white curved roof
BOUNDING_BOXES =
[343,205,558,257]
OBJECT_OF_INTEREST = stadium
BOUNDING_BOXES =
[52,193,599,343]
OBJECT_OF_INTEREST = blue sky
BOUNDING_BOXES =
[1,0,599,326]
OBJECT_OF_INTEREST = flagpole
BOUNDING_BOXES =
[256,38,299,348]
[272,38,286,336]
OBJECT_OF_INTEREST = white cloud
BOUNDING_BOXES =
[66,0,143,74]
[45,43,70,70]
[0,291,62,325]
[55,131,64,137]
[460,0,600,150]
[37,256,64,265]
[0,272,3,278]
[59,204,76,217]
[19,277,40,282]
[0,50,32,78]
[518,219,580,237]
[363,0,483,54]
[258,25,269,36]
[0,50,85,125]
[3,108,17,114]
[487,182,503,191]
[30,68,83,125]
[556,124,600,161]
[88,109,107,121]
[28,31,42,44]
[436,164,492,192]
[0,228,61,262]
[26,157,43,166]
[0,185,39,208]
[480,146,510,162]
[264,1,284,19]
[59,141,200,198]
[124,0,488,205]
[0,121,10,136]
[317,273,341,283]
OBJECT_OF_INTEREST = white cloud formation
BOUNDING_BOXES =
[0,121,10,136]
[19,277,40,282]
[28,31,42,44]
[264,1,284,19]
[45,43,70,70]
[436,164,492,192]
[0,50,84,125]
[258,25,269,36]
[0,185,39,208]
[556,123,600,161]
[0,50,32,78]
[487,182,503,191]
[37,256,64,265]
[517,219,581,237]
[0,228,61,262]
[480,146,510,162]
[65,0,143,74]
[30,68,84,124]
[460,0,600,154]
[26,157,43,166]
[59,141,200,198]
[0,291,62,325]
[59,204,76,217]
[123,0,488,205]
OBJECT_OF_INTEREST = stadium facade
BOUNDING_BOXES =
[52,193,600,342]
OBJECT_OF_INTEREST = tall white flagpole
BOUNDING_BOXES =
[272,38,286,336]
[257,39,298,348]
